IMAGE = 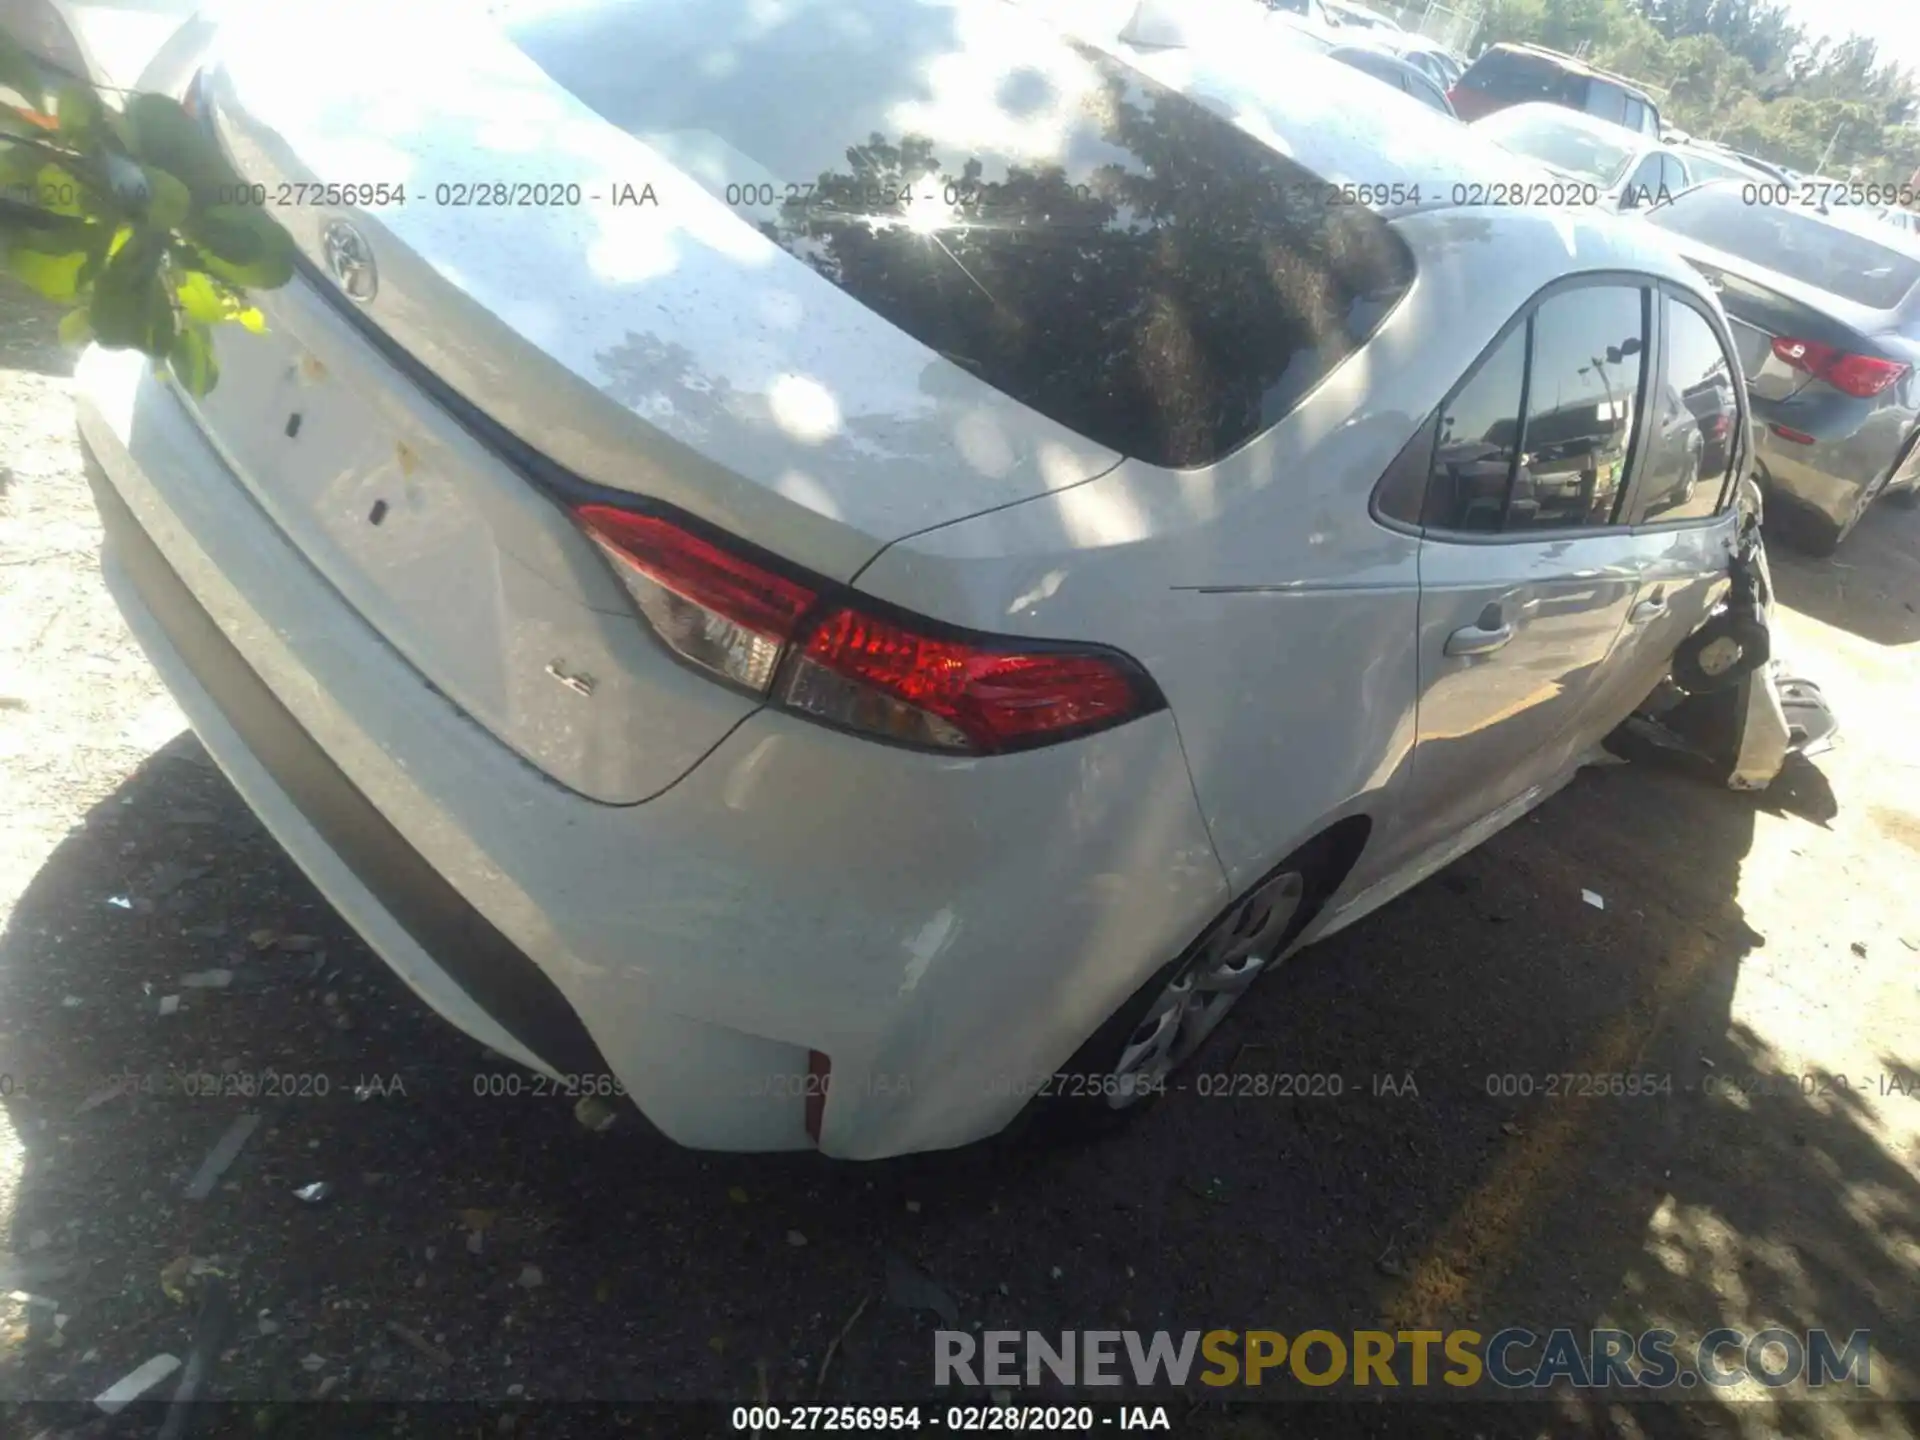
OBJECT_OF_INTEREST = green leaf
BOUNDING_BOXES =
[184,204,295,288]
[5,244,87,302]
[58,306,92,346]
[53,83,103,146]
[172,267,227,324]
[231,305,266,335]
[122,92,241,203]
[90,231,175,355]
[143,166,191,231]
[168,322,219,396]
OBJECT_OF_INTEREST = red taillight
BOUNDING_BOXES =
[1769,423,1817,445]
[1770,337,1910,398]
[576,504,816,694]
[780,605,1149,754]
[574,504,1158,753]
[805,1050,831,1145]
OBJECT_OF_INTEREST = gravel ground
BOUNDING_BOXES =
[2,281,1918,1439]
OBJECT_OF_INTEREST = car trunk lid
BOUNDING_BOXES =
[1673,245,1890,403]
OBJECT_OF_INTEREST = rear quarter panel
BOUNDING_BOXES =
[853,211,1640,904]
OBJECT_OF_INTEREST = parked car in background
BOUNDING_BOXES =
[1670,140,1784,190]
[1327,42,1456,115]
[1876,206,1920,239]
[1322,0,1399,31]
[1372,33,1465,87]
[1261,0,1342,46]
[1450,42,1662,137]
[1647,181,1920,553]
[1472,103,1691,211]
[79,0,1757,1157]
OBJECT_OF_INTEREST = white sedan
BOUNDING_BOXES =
[1473,102,1697,211]
[79,0,1752,1157]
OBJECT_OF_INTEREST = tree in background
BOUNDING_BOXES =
[1472,0,1920,187]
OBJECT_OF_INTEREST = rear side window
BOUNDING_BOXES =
[1587,82,1626,125]
[1426,327,1527,532]
[1422,285,1649,534]
[508,0,1416,469]
[1647,187,1920,311]
[1634,299,1740,524]
[1622,97,1652,134]
[1460,49,1583,106]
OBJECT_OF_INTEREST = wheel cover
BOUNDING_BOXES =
[1105,872,1305,1109]
[1698,635,1743,677]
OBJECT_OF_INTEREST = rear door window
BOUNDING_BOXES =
[1587,81,1627,125]
[1621,97,1650,134]
[1633,298,1741,524]
[1423,285,1650,534]
[507,0,1416,470]
[1623,153,1665,208]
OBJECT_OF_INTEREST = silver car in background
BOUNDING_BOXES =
[1647,182,1920,552]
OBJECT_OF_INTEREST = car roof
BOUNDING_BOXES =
[1480,41,1657,102]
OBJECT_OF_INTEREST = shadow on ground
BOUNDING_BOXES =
[0,719,1912,1436]
[1769,499,1920,648]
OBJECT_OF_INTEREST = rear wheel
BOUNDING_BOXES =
[1016,842,1336,1143]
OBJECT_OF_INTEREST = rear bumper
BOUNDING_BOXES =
[1751,398,1913,530]
[76,346,1230,1158]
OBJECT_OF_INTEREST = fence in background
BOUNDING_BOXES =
[1376,0,1482,54]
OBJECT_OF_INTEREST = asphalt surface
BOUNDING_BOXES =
[2,281,1919,1439]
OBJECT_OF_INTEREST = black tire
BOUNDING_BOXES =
[1007,834,1344,1147]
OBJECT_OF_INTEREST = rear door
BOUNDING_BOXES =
[1397,279,1657,863]
[1608,286,1744,680]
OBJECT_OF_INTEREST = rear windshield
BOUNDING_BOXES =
[505,0,1416,469]
[1473,108,1637,188]
[1647,186,1920,311]
[1459,48,1584,106]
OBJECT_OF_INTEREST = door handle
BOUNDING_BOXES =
[1629,597,1669,625]
[1445,621,1515,656]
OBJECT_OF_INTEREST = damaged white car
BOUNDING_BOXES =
[76,0,1833,1158]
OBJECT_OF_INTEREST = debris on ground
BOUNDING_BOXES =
[573,1095,619,1132]
[517,1265,543,1289]
[884,1250,959,1328]
[1581,890,1605,910]
[75,1079,128,1115]
[386,1321,455,1369]
[182,1113,262,1200]
[815,1294,872,1397]
[300,1353,326,1373]
[179,969,232,989]
[786,1231,807,1247]
[293,1182,332,1204]
[155,1280,234,1440]
[93,1353,181,1413]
